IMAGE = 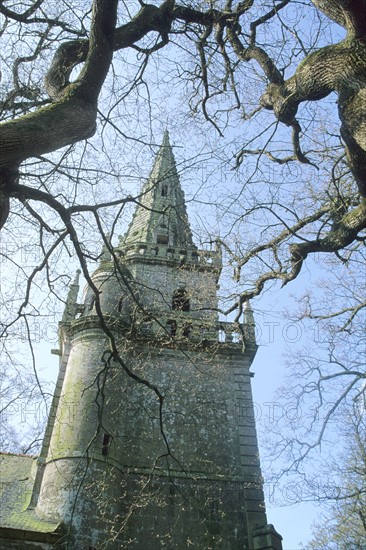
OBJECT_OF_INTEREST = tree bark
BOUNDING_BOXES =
[0,0,118,228]
[259,0,366,197]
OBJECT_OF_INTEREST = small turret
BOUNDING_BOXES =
[98,234,112,266]
[61,269,81,323]
[243,300,257,353]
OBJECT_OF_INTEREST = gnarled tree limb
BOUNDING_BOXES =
[260,0,366,196]
[0,0,118,229]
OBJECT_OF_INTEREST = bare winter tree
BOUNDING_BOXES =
[0,0,364,305]
[236,225,364,550]
[302,403,366,549]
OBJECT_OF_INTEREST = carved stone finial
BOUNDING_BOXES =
[61,269,81,322]
[243,300,257,349]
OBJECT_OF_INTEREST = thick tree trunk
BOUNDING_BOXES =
[1,0,365,233]
[0,0,179,230]
[0,91,97,165]
[0,0,118,229]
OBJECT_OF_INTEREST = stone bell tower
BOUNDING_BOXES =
[32,132,283,549]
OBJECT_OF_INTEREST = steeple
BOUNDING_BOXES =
[123,131,195,249]
[5,137,283,550]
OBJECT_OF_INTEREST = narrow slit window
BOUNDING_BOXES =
[102,433,112,456]
[161,184,168,197]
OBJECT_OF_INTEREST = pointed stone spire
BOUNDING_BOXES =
[123,131,195,249]
[61,270,81,322]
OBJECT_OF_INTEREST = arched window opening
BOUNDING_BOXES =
[102,433,112,456]
[172,289,190,311]
[161,184,168,197]
[157,234,169,245]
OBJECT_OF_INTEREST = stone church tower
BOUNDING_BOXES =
[0,133,282,549]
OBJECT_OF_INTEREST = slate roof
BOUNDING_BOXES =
[0,452,60,536]
[123,131,195,249]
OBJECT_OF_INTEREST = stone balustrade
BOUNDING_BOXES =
[136,317,246,345]
[118,242,221,268]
